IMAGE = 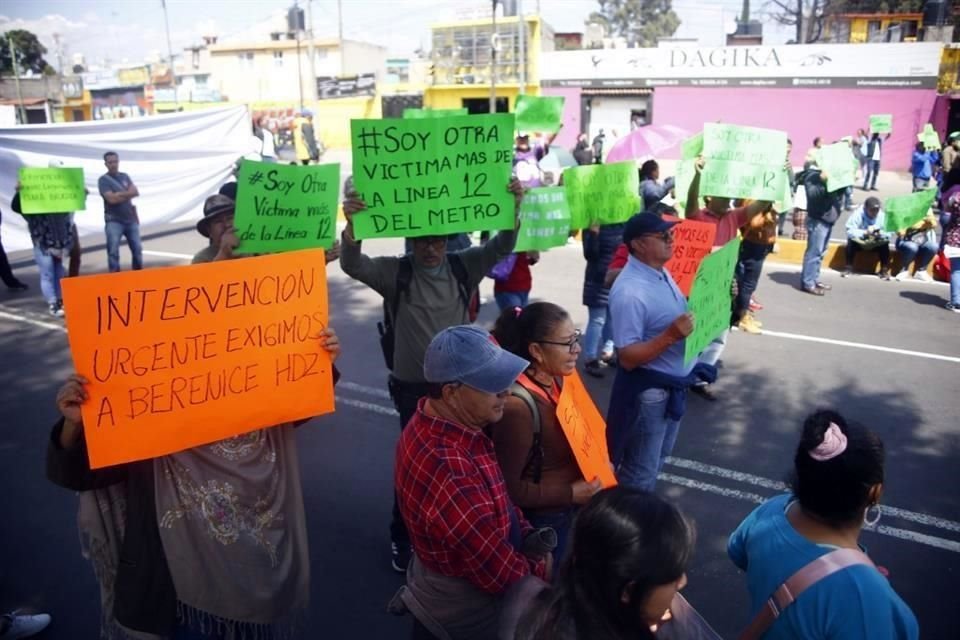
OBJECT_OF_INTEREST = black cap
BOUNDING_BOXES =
[218,181,238,200]
[622,212,679,245]
[864,197,881,211]
[197,194,235,237]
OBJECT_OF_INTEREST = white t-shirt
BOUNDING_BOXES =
[262,131,276,158]
[871,141,881,161]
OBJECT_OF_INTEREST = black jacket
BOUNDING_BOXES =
[803,170,842,225]
[581,223,624,308]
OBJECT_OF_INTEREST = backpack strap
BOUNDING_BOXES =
[446,253,473,311]
[509,382,544,484]
[390,256,414,324]
[739,547,876,640]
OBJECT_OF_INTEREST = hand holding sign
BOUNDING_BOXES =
[555,371,618,489]
[683,238,741,365]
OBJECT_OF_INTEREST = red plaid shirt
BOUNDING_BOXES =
[395,399,545,594]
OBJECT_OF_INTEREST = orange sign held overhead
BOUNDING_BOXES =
[61,249,335,469]
[555,371,618,488]
[664,217,717,297]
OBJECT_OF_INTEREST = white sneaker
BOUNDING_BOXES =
[1,612,52,639]
[913,271,932,283]
[894,270,912,282]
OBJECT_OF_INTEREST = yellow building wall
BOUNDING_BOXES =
[424,85,540,111]
[939,46,960,93]
[310,95,381,149]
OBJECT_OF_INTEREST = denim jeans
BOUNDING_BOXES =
[951,257,960,306]
[616,388,680,491]
[863,160,880,190]
[801,218,834,290]
[494,291,529,311]
[843,185,854,209]
[912,177,930,192]
[845,241,889,270]
[734,241,769,321]
[105,220,143,272]
[32,247,65,305]
[896,238,938,273]
[583,305,612,361]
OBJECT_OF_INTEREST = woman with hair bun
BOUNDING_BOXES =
[490,302,603,563]
[728,409,918,639]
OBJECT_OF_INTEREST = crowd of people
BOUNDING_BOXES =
[0,120,949,640]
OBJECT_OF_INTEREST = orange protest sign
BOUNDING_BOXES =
[61,250,334,468]
[665,218,717,296]
[555,370,618,488]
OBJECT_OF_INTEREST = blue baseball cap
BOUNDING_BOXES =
[424,325,529,394]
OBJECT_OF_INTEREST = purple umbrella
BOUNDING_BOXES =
[605,125,690,163]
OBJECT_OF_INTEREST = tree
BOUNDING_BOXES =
[766,0,927,44]
[587,0,681,48]
[0,30,56,75]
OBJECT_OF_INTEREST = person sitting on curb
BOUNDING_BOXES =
[894,211,938,282]
[843,197,892,280]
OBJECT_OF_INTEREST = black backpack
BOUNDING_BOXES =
[377,254,477,371]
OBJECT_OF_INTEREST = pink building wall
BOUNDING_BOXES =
[545,86,940,171]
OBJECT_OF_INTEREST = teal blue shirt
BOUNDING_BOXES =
[728,494,918,640]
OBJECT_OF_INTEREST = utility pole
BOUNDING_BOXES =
[7,36,27,124]
[517,0,526,95]
[306,0,317,102]
[337,0,344,76]
[294,1,304,110]
[489,0,497,114]
[161,0,180,109]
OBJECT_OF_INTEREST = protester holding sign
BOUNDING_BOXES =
[489,302,603,562]
[46,264,343,639]
[862,132,890,192]
[340,176,524,573]
[99,151,142,273]
[606,213,716,491]
[11,161,79,317]
[800,165,845,296]
[911,142,936,192]
[580,221,623,377]
[639,159,675,212]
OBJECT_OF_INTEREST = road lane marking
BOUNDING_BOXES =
[338,381,392,401]
[143,249,194,260]
[0,310,66,333]
[337,396,399,417]
[760,329,960,364]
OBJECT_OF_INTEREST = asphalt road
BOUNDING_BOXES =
[1,217,958,639]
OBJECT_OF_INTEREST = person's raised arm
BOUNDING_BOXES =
[617,313,693,371]
[338,193,395,295]
[685,159,704,219]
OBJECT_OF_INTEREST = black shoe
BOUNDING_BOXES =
[584,360,605,378]
[815,281,833,290]
[6,281,28,291]
[690,385,717,401]
[391,542,412,573]
[802,286,825,296]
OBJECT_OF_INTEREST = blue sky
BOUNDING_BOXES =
[1,0,791,70]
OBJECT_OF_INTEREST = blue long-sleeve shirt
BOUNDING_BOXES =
[640,177,675,212]
[911,151,934,180]
[845,206,890,242]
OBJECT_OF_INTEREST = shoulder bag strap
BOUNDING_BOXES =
[739,547,875,640]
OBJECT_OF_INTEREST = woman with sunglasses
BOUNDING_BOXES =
[490,302,603,563]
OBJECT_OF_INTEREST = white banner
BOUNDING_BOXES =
[0,106,256,252]
[541,42,943,89]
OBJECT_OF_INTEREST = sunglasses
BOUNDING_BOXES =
[642,230,674,242]
[537,329,582,353]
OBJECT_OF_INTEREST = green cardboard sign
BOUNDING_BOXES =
[674,159,697,217]
[234,160,340,253]
[701,123,787,201]
[776,168,793,213]
[684,237,741,366]
[883,188,937,232]
[18,167,86,214]
[917,124,940,150]
[563,161,640,229]
[870,114,893,134]
[514,95,565,133]
[403,108,468,119]
[514,187,571,252]
[816,143,856,191]
[700,160,785,202]
[681,132,703,160]
[350,113,516,239]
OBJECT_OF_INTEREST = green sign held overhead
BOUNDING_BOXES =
[681,132,703,160]
[350,113,516,239]
[701,123,787,201]
[514,187,571,252]
[17,167,86,214]
[776,168,793,213]
[884,188,937,232]
[870,114,893,134]
[234,160,340,253]
[684,237,741,366]
[674,159,697,217]
[403,108,468,119]
[563,161,640,229]
[917,124,940,150]
[514,95,565,133]
[700,160,785,202]
[816,142,856,192]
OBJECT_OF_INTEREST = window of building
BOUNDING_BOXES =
[238,52,254,68]
[273,51,283,67]
[867,20,883,41]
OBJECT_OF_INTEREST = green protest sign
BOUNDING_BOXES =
[350,113,515,239]
[700,160,785,202]
[776,168,793,213]
[514,95,565,133]
[17,167,86,214]
[674,159,696,217]
[514,187,571,252]
[684,238,741,366]
[816,143,856,191]
[917,124,940,150]
[563,161,640,228]
[234,160,340,253]
[403,108,468,119]
[681,132,703,160]
[883,188,937,232]
[869,114,893,134]
[701,123,787,201]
